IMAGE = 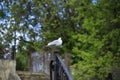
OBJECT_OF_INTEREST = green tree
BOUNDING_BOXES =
[71,0,120,80]
[36,0,120,79]
[0,0,42,70]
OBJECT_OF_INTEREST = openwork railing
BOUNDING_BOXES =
[50,51,72,80]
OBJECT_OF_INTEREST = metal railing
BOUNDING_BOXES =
[50,51,72,80]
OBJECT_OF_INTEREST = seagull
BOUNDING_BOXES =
[47,37,62,47]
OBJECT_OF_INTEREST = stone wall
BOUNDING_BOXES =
[31,53,50,74]
[112,69,120,80]
[0,60,21,80]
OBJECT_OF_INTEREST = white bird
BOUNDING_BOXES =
[47,37,62,47]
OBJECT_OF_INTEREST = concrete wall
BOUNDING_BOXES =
[0,60,20,80]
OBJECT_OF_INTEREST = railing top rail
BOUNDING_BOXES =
[56,53,73,80]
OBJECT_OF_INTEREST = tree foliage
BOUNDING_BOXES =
[70,0,120,80]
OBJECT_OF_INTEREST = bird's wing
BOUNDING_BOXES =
[47,40,59,46]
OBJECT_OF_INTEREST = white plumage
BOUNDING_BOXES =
[47,37,62,46]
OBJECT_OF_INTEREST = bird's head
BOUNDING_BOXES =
[58,37,62,40]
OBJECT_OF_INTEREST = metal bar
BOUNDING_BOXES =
[56,54,72,80]
[54,60,57,80]
[50,51,73,80]
[50,60,53,80]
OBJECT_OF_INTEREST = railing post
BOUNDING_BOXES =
[50,60,54,80]
[54,51,60,80]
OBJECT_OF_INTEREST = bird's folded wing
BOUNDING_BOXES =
[47,40,59,46]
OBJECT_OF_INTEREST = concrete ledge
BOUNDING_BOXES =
[17,71,49,80]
